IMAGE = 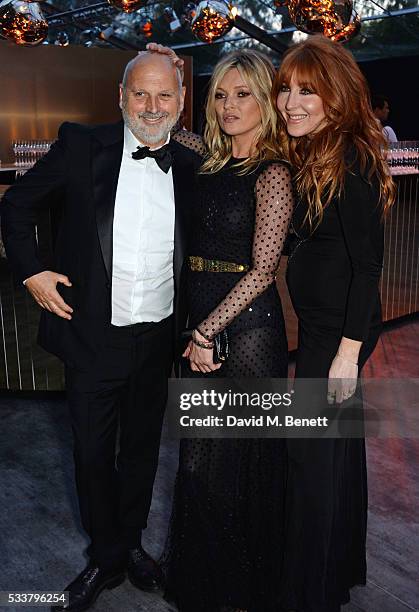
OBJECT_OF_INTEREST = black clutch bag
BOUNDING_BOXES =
[182,329,229,364]
[213,329,229,364]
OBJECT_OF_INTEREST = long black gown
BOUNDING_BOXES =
[162,133,294,612]
[280,156,384,612]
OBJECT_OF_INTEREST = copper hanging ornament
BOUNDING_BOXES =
[191,0,236,43]
[288,0,360,42]
[0,0,48,45]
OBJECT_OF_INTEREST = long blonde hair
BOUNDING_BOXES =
[272,35,395,227]
[201,49,282,174]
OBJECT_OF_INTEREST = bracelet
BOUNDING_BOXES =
[195,326,212,342]
[192,329,214,349]
[337,352,358,366]
[192,337,214,350]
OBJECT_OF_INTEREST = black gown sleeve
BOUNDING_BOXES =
[171,130,206,156]
[1,124,68,283]
[335,166,384,342]
[197,162,294,339]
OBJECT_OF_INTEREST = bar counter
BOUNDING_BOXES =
[0,172,418,390]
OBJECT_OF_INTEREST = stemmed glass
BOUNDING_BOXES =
[12,139,54,166]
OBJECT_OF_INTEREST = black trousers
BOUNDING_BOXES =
[65,315,173,568]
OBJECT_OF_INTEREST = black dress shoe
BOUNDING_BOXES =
[127,546,164,592]
[51,564,125,612]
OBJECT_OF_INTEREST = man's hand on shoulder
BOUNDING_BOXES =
[25,271,74,320]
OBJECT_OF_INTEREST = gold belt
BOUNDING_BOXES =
[189,255,249,273]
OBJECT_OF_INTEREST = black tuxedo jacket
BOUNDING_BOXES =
[1,121,201,371]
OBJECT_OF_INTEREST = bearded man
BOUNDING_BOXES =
[1,52,200,612]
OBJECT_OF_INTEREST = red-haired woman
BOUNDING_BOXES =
[273,36,395,611]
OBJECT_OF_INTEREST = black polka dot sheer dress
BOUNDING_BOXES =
[161,131,294,612]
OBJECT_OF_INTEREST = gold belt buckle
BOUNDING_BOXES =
[189,255,204,271]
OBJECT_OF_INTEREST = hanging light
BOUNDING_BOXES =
[107,0,146,14]
[164,7,181,33]
[191,0,236,43]
[287,0,360,42]
[0,0,48,45]
[330,6,360,42]
[288,0,336,35]
[322,0,353,37]
[331,0,353,24]
[135,14,153,37]
[54,30,69,46]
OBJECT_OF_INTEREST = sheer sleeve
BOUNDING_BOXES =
[335,166,384,341]
[172,129,206,156]
[197,162,294,340]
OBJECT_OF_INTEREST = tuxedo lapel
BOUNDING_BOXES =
[92,122,124,282]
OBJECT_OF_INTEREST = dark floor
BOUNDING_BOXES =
[0,321,418,612]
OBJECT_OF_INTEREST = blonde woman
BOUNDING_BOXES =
[150,47,293,611]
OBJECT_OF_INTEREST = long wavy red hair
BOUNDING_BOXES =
[272,35,395,228]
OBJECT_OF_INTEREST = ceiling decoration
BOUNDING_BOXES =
[191,0,236,43]
[287,0,360,41]
[0,0,418,74]
[0,0,48,45]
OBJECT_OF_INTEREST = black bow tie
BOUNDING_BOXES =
[131,144,172,173]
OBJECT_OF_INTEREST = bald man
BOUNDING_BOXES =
[2,53,201,611]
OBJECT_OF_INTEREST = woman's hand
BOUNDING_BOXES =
[145,43,184,76]
[327,354,358,404]
[328,337,361,404]
[182,340,192,359]
[187,329,222,374]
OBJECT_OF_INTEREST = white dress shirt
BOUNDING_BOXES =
[111,126,175,326]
